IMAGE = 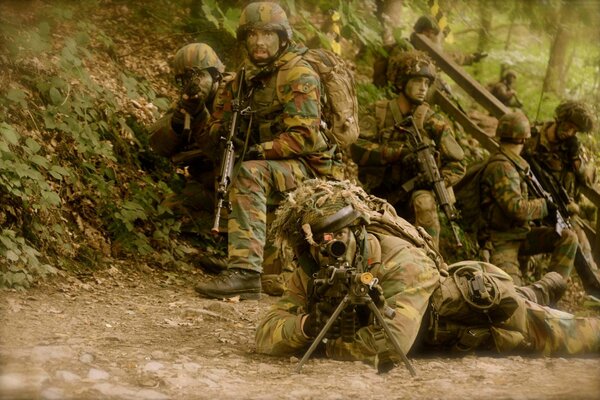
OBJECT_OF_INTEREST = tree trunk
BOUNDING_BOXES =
[474,1,492,78]
[376,0,404,46]
[542,2,577,95]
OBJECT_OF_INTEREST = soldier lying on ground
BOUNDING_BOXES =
[255,179,599,372]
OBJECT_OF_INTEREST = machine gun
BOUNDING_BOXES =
[295,239,416,376]
[523,155,600,297]
[400,116,462,247]
[211,68,248,234]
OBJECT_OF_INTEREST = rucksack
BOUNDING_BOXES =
[278,48,359,150]
[453,159,489,235]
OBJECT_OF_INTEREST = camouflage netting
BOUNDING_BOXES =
[268,180,374,253]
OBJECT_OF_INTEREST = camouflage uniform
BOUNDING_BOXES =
[489,70,521,108]
[149,43,229,220]
[256,179,600,369]
[352,52,465,249]
[195,2,340,300]
[479,113,578,285]
[524,101,597,272]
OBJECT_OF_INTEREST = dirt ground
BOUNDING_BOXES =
[1,265,599,400]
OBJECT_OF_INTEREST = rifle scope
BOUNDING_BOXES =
[320,240,347,259]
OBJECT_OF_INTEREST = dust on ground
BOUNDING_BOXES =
[1,265,599,400]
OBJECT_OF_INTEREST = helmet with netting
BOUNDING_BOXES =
[496,111,531,140]
[172,43,225,76]
[386,50,436,89]
[237,2,293,42]
[555,100,594,133]
[269,180,372,253]
[413,15,440,35]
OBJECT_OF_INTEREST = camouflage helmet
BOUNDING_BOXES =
[172,43,225,76]
[413,15,440,35]
[496,111,531,140]
[502,69,517,80]
[237,2,293,42]
[387,50,436,89]
[555,100,594,133]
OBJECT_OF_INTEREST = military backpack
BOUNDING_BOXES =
[278,48,360,150]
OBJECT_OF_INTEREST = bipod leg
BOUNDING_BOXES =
[295,295,350,373]
[366,299,417,377]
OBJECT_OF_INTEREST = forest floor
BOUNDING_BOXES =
[1,265,599,400]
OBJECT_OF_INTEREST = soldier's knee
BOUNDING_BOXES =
[560,228,579,248]
[412,191,439,227]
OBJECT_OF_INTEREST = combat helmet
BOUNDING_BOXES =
[237,2,293,42]
[386,50,436,90]
[496,111,531,141]
[555,100,594,133]
[172,43,225,77]
[413,15,440,35]
[502,69,517,80]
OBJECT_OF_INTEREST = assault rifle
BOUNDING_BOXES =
[212,68,247,234]
[401,116,462,247]
[295,238,416,376]
[523,155,600,297]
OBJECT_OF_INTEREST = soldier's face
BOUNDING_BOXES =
[246,29,281,65]
[311,227,357,267]
[404,77,430,104]
[557,120,578,141]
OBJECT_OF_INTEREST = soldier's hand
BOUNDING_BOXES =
[472,51,488,62]
[566,202,580,216]
[302,302,340,339]
[545,200,559,221]
[414,173,431,190]
[243,145,265,161]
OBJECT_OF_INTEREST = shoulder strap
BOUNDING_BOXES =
[389,98,404,127]
[412,104,430,131]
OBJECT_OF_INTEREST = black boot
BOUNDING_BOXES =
[195,268,261,300]
[517,271,567,306]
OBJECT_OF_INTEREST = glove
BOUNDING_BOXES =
[243,145,265,161]
[545,200,558,223]
[302,301,340,339]
[401,153,419,176]
[566,202,580,216]
[414,173,431,190]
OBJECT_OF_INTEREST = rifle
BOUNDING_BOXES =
[295,239,416,376]
[523,155,600,297]
[211,68,247,234]
[401,116,462,247]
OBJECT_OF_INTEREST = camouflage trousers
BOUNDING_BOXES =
[228,159,314,273]
[489,226,578,285]
[411,190,440,250]
[493,295,600,354]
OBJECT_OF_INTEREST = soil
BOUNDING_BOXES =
[1,266,599,400]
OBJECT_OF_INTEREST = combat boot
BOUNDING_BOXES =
[261,271,292,297]
[517,271,567,306]
[195,268,261,300]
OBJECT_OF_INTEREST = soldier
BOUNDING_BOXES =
[479,112,579,285]
[255,179,599,371]
[352,50,466,249]
[194,2,340,300]
[525,100,597,271]
[489,69,522,108]
[149,43,227,223]
[373,15,486,88]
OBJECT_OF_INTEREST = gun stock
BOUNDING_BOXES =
[212,68,246,234]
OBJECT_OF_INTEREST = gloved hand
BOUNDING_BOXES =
[401,153,419,176]
[414,173,431,190]
[243,145,265,161]
[566,201,580,216]
[302,301,340,339]
[546,200,559,223]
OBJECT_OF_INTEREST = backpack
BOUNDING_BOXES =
[278,48,359,150]
[453,159,489,235]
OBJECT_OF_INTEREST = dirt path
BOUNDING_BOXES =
[1,266,599,400]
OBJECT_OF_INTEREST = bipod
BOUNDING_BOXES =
[294,274,417,376]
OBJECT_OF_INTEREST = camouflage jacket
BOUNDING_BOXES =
[489,81,519,108]
[525,122,587,193]
[255,231,440,366]
[350,94,465,193]
[148,73,234,171]
[209,44,339,179]
[480,148,548,242]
